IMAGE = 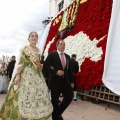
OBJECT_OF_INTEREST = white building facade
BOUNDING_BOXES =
[49,0,74,18]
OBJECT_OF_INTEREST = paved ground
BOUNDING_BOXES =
[0,94,120,120]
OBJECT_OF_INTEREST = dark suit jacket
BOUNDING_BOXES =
[70,58,79,74]
[6,60,16,79]
[43,51,73,89]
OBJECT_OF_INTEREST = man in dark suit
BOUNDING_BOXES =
[40,55,45,64]
[40,55,50,87]
[6,55,16,80]
[70,54,79,101]
[43,40,74,120]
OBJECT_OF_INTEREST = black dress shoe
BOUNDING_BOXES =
[59,115,64,120]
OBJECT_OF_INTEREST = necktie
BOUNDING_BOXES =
[60,53,66,69]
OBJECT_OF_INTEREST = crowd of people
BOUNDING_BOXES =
[0,55,16,94]
[0,31,79,120]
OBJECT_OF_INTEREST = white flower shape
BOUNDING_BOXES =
[44,32,105,71]
[64,32,105,71]
[44,37,55,59]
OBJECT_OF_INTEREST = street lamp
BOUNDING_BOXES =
[42,17,53,27]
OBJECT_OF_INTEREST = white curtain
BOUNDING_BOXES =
[38,22,51,54]
[102,0,120,95]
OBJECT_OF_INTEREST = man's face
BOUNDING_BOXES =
[57,40,65,52]
[12,57,15,61]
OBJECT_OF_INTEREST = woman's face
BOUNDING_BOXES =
[29,32,38,44]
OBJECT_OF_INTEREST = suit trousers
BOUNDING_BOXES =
[51,78,73,120]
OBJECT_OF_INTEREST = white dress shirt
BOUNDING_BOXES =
[57,50,66,67]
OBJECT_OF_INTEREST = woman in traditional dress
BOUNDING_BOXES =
[0,32,53,120]
[0,62,10,93]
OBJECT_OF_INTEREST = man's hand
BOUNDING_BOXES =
[1,71,5,75]
[50,66,54,69]
[57,70,64,76]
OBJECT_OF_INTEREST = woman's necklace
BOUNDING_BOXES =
[30,44,38,49]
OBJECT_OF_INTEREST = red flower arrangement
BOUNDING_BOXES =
[43,0,113,90]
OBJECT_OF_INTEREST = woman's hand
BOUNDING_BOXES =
[14,75,20,85]
[34,60,42,70]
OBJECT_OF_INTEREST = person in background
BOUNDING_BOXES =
[6,55,16,80]
[0,62,9,93]
[43,40,74,120]
[70,54,79,101]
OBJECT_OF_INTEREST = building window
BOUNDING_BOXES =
[59,0,64,12]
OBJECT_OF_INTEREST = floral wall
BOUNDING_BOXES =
[43,0,113,90]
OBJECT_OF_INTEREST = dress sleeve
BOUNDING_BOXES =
[18,51,26,67]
